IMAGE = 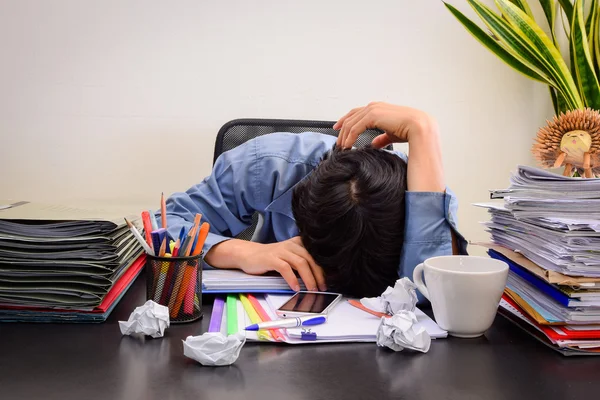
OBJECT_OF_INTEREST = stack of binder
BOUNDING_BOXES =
[477,166,600,355]
[0,200,145,322]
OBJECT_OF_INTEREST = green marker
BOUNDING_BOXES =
[226,294,238,335]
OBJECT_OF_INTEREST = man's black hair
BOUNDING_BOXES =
[292,145,408,297]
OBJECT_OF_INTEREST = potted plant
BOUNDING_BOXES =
[446,0,600,176]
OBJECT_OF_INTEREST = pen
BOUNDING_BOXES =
[245,314,327,331]
[124,218,153,254]
[149,210,158,231]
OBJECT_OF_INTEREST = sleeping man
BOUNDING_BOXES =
[161,102,467,300]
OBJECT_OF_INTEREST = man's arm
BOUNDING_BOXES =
[334,102,468,299]
[162,133,327,292]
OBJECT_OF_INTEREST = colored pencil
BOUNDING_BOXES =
[240,294,271,341]
[161,192,167,229]
[247,294,285,341]
[141,211,154,251]
[226,294,238,335]
[208,297,225,333]
[124,218,153,254]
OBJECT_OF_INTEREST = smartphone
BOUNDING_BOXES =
[276,291,342,318]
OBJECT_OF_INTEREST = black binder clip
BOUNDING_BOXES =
[300,328,317,341]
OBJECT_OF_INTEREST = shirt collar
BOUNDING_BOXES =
[264,170,314,221]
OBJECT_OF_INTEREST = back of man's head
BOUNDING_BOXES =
[292,145,407,297]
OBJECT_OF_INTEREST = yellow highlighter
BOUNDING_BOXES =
[239,294,272,341]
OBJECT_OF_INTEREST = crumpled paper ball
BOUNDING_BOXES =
[360,277,418,315]
[119,300,170,338]
[183,332,246,366]
[376,311,431,353]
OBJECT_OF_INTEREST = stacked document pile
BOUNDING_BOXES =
[202,269,307,293]
[477,166,600,355]
[0,200,145,322]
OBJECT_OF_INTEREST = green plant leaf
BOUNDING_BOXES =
[509,0,534,18]
[558,0,574,22]
[549,86,559,114]
[585,0,598,61]
[444,2,547,82]
[469,0,579,109]
[595,5,600,77]
[571,0,600,108]
[538,0,558,47]
[496,0,584,109]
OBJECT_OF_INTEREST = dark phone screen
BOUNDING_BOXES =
[278,292,339,313]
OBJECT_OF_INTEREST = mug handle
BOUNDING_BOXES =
[412,263,430,300]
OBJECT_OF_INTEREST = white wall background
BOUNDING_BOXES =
[0,0,552,252]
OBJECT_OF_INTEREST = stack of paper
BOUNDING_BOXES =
[212,293,447,344]
[202,269,306,293]
[475,166,600,354]
[0,200,145,322]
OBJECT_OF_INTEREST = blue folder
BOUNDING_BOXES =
[488,248,572,307]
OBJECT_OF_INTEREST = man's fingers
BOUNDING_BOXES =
[273,260,300,292]
[371,132,395,149]
[288,241,327,291]
[339,107,370,149]
[342,111,373,149]
[334,107,363,138]
[282,252,318,292]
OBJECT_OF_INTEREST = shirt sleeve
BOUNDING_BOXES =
[399,189,468,304]
[160,132,330,262]
[161,138,267,260]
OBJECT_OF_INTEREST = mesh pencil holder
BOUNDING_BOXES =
[145,253,203,324]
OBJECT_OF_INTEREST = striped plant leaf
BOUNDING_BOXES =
[571,0,600,108]
[538,0,558,47]
[558,0,574,23]
[585,0,598,35]
[595,6,600,77]
[508,0,534,17]
[469,0,576,107]
[584,0,599,62]
[444,2,547,82]
[549,86,570,114]
[496,0,584,109]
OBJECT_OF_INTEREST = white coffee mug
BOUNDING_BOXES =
[412,256,509,338]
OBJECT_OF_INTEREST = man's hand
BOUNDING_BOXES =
[334,101,445,193]
[334,102,434,149]
[204,237,326,292]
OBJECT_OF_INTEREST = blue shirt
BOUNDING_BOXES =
[163,132,467,293]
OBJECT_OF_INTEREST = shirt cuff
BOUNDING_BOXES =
[200,232,232,270]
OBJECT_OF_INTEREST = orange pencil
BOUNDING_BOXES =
[158,237,167,257]
[161,192,167,229]
[169,229,194,314]
[183,222,210,313]
[247,294,285,342]
[192,222,209,256]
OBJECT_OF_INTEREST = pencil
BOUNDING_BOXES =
[141,211,154,251]
[240,294,271,341]
[124,218,153,254]
[208,296,225,333]
[226,294,238,335]
[247,294,285,342]
[161,192,167,229]
[158,237,167,257]
[182,222,210,313]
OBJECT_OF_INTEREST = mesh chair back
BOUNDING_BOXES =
[212,118,388,240]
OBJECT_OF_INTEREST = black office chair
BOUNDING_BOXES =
[213,118,389,240]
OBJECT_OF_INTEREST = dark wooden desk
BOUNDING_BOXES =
[1,273,598,400]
